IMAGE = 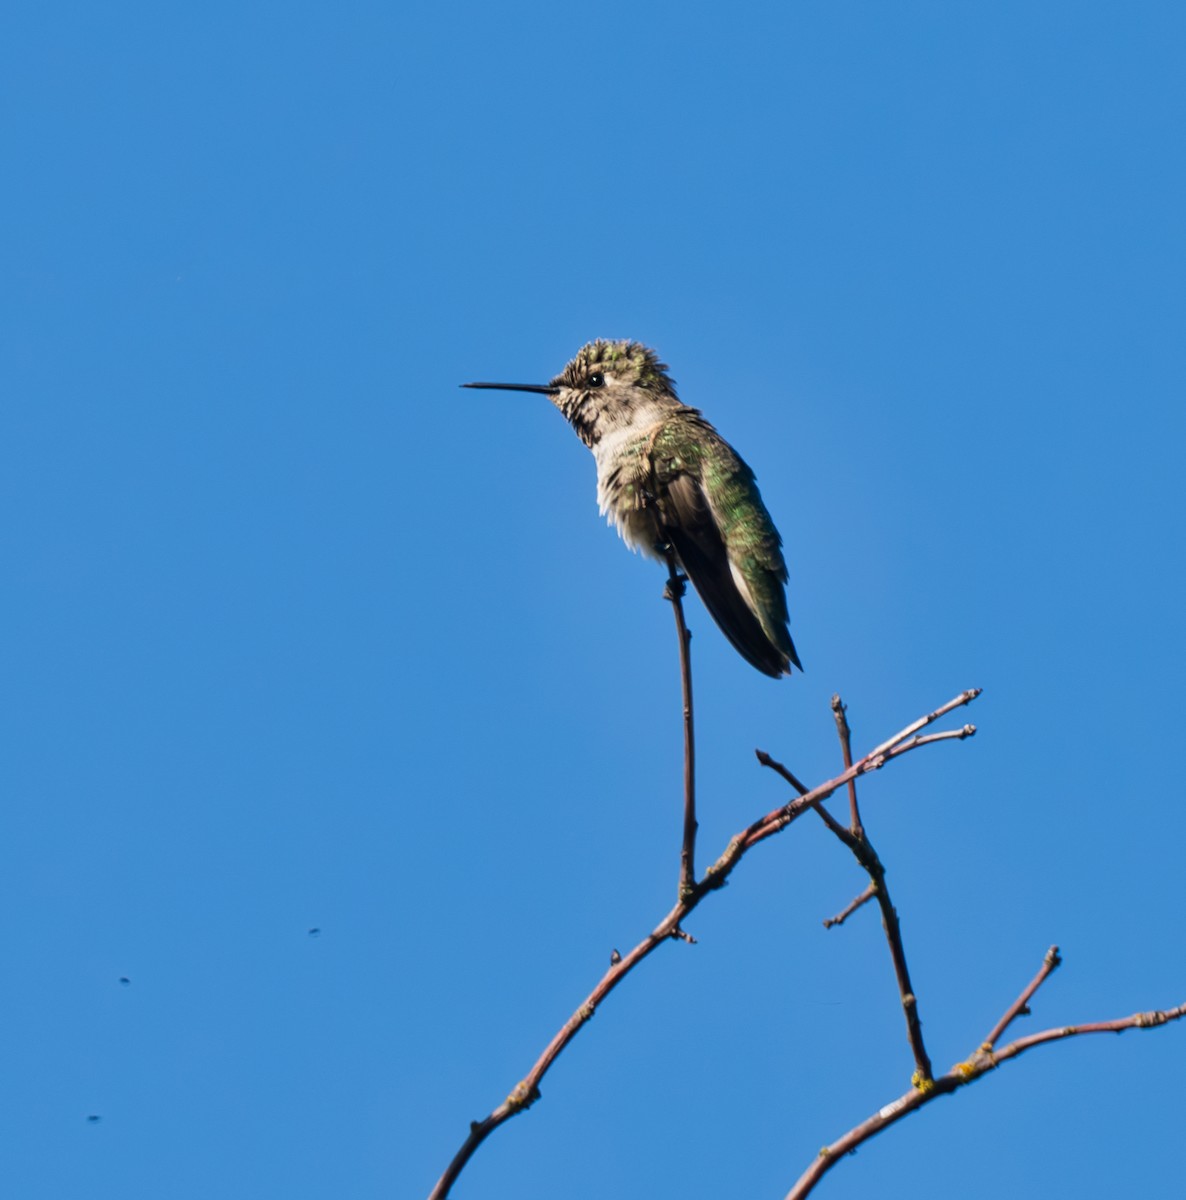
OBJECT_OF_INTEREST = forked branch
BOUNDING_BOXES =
[757,697,935,1084]
[835,696,930,1083]
[427,689,981,1200]
[785,946,1186,1199]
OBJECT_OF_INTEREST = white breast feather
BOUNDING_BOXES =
[592,410,667,558]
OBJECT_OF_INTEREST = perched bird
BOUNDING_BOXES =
[464,340,800,677]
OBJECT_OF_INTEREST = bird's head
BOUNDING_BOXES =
[463,340,679,446]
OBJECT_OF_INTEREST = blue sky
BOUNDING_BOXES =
[4,3,1184,1198]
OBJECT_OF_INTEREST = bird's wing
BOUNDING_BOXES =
[660,470,792,677]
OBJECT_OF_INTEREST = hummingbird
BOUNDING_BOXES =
[463,340,801,677]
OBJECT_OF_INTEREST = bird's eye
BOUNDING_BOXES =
[588,372,605,388]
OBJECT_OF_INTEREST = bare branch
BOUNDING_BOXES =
[896,726,978,752]
[431,681,1181,1200]
[753,749,811,797]
[864,689,981,763]
[428,898,686,1200]
[663,551,697,898]
[783,950,1186,1200]
[823,883,877,929]
[430,690,982,1199]
[815,824,932,1081]
[814,694,934,1083]
[755,750,853,845]
[830,695,862,836]
[876,884,932,1084]
[982,944,1062,1049]
[742,690,980,853]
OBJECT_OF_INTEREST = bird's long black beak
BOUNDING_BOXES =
[461,381,560,395]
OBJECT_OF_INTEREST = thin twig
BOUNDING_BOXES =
[664,550,697,898]
[755,750,853,845]
[784,949,1186,1199]
[863,842,932,1085]
[898,726,977,752]
[982,944,1061,1049]
[864,690,981,763]
[834,694,933,1082]
[823,883,877,929]
[830,696,862,837]
[428,899,687,1200]
[742,690,980,852]
[428,690,982,1200]
[753,750,811,797]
